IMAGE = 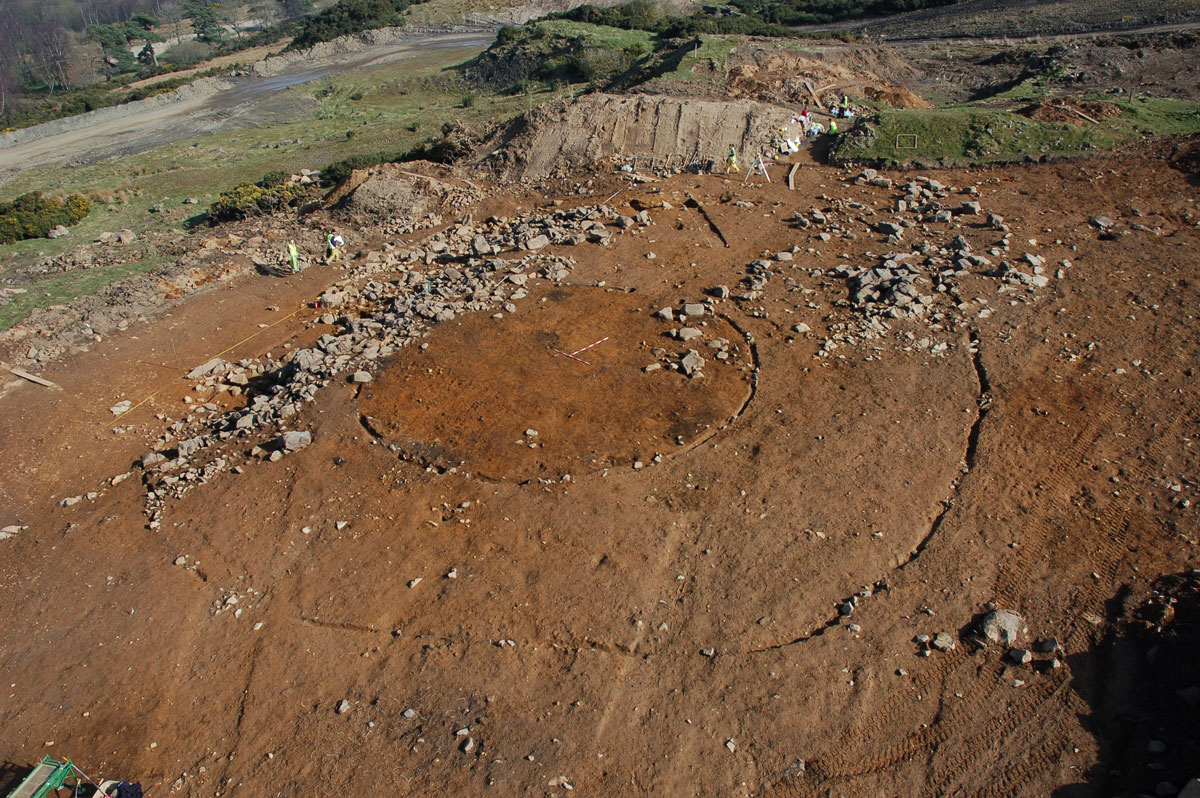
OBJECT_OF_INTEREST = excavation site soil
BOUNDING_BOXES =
[2,66,1200,798]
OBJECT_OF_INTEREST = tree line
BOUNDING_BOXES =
[0,0,312,126]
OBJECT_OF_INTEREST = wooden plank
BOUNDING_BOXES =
[788,163,800,190]
[1055,102,1100,125]
[9,368,60,390]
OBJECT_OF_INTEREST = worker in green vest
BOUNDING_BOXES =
[287,240,299,273]
[325,232,344,264]
[829,119,838,135]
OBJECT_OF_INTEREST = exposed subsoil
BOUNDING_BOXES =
[359,285,755,482]
[1,140,1199,797]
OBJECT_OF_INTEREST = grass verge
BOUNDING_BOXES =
[0,256,169,331]
[832,95,1200,166]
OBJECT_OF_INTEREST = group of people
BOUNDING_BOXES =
[283,232,345,274]
[728,94,854,172]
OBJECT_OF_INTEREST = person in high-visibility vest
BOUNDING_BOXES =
[841,94,849,115]
[287,240,299,273]
[725,145,740,174]
[325,232,344,264]
[829,119,839,135]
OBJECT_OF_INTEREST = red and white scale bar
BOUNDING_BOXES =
[551,336,609,366]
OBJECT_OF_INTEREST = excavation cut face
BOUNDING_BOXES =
[359,286,754,481]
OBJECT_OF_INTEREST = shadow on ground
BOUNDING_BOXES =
[1054,571,1200,797]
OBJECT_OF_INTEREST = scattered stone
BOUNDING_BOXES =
[652,307,673,321]
[142,452,167,469]
[186,358,226,380]
[1089,216,1115,230]
[174,556,186,566]
[792,322,811,334]
[682,303,706,318]
[280,431,312,452]
[110,400,132,416]
[1036,637,1060,654]
[709,285,730,299]
[0,525,27,540]
[932,632,956,651]
[677,327,704,342]
[351,371,372,383]
[680,350,704,377]
[1008,648,1033,665]
[979,609,1027,647]
[524,234,550,251]
[337,700,352,715]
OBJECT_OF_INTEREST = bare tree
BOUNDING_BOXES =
[0,63,18,121]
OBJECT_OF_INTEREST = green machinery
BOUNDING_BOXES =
[5,757,84,798]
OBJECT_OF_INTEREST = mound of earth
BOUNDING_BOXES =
[1020,98,1124,124]
[475,93,793,183]
[325,162,485,225]
[726,42,931,110]
[359,285,754,481]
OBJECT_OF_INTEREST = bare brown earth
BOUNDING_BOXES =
[1,144,1199,798]
[359,286,754,481]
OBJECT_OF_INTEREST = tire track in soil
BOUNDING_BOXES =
[781,323,1195,796]
[765,400,1113,796]
[764,330,1146,795]
[748,330,986,656]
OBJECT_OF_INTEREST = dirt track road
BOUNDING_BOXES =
[0,32,492,178]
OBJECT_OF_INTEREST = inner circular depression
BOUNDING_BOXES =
[358,285,754,481]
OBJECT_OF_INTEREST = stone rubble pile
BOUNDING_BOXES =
[644,299,748,379]
[135,204,653,523]
[777,170,1066,360]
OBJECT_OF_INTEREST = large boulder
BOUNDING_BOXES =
[979,609,1027,647]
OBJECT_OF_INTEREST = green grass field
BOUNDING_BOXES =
[0,41,567,329]
[833,95,1200,165]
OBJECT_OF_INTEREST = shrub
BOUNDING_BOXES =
[496,25,520,45]
[257,170,291,188]
[161,39,213,66]
[320,151,402,185]
[209,183,304,223]
[287,0,431,51]
[0,192,92,245]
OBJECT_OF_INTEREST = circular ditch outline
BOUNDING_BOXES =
[357,286,761,484]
